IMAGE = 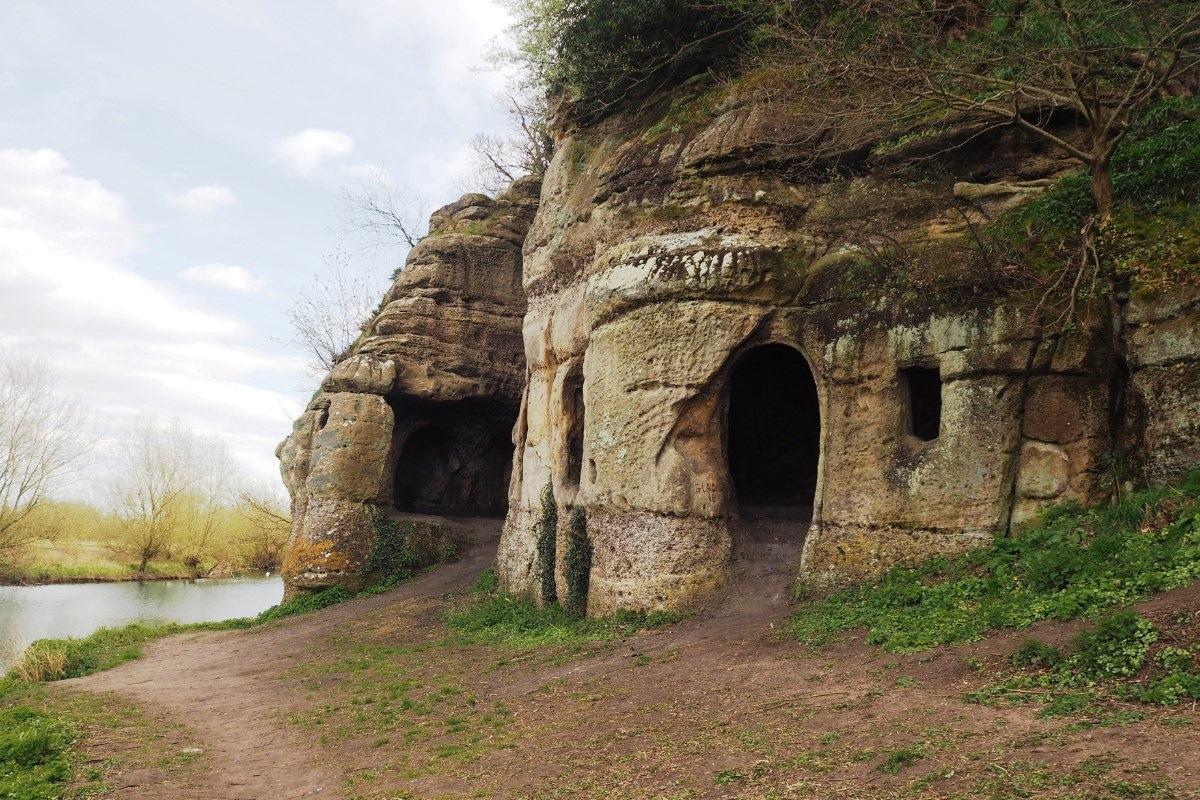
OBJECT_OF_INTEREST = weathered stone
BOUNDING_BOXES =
[1017,441,1070,500]
[278,179,539,594]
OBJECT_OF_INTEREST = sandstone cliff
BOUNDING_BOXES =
[493,85,1200,614]
[277,177,539,594]
[278,83,1199,612]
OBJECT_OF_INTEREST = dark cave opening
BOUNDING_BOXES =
[390,403,515,516]
[726,343,821,518]
[564,370,585,491]
[900,365,942,442]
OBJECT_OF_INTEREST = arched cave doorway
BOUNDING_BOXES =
[726,343,820,520]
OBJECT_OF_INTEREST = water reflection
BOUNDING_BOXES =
[0,576,283,671]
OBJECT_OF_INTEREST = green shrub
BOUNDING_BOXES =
[563,506,593,616]
[536,484,559,605]
[788,473,1200,652]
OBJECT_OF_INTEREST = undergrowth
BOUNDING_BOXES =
[446,568,680,649]
[10,619,254,683]
[969,608,1200,714]
[788,472,1200,653]
[0,685,75,800]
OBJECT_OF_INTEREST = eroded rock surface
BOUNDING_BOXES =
[494,91,1199,614]
[277,178,540,595]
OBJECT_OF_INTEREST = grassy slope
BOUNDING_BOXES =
[790,473,1200,716]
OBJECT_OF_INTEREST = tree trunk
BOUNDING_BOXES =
[1091,162,1115,221]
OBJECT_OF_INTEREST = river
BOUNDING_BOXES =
[0,576,283,672]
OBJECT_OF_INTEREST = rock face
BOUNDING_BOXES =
[279,89,1200,612]
[492,92,1200,615]
[277,178,540,595]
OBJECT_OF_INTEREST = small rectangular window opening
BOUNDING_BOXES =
[901,365,942,442]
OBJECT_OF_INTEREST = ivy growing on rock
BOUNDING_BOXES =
[563,506,592,616]
[536,483,559,605]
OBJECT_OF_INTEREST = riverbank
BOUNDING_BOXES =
[0,540,271,586]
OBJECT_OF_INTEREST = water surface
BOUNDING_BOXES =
[0,576,283,672]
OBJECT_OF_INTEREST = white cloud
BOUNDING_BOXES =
[182,263,268,294]
[271,128,354,176]
[0,148,305,487]
[168,183,238,215]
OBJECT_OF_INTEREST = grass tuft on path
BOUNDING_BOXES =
[789,473,1200,653]
[446,569,681,649]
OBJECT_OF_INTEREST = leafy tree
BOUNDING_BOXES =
[501,0,775,119]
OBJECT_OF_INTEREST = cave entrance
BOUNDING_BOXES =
[392,418,514,517]
[726,343,820,521]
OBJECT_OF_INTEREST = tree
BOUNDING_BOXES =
[284,248,386,375]
[782,0,1200,221]
[234,483,292,572]
[498,0,770,120]
[459,91,556,194]
[108,418,227,575]
[341,170,430,250]
[0,351,93,556]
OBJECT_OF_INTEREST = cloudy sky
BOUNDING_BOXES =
[0,0,513,498]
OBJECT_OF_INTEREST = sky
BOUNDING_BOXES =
[0,0,514,500]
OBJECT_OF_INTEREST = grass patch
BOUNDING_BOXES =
[10,619,254,683]
[970,609,1200,714]
[446,569,681,649]
[789,473,1200,652]
[0,686,75,800]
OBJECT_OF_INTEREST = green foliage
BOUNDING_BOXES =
[0,704,74,800]
[256,586,353,624]
[969,611,1200,714]
[987,99,1200,291]
[445,580,681,650]
[10,619,253,682]
[507,0,778,120]
[788,473,1200,652]
[536,483,558,605]
[1071,610,1158,680]
[563,506,592,616]
[363,506,424,584]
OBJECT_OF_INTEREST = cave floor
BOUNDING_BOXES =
[63,518,1200,800]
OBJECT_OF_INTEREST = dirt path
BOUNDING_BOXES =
[66,516,1200,800]
[67,517,503,800]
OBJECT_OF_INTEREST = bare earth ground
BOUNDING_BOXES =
[64,518,1200,800]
